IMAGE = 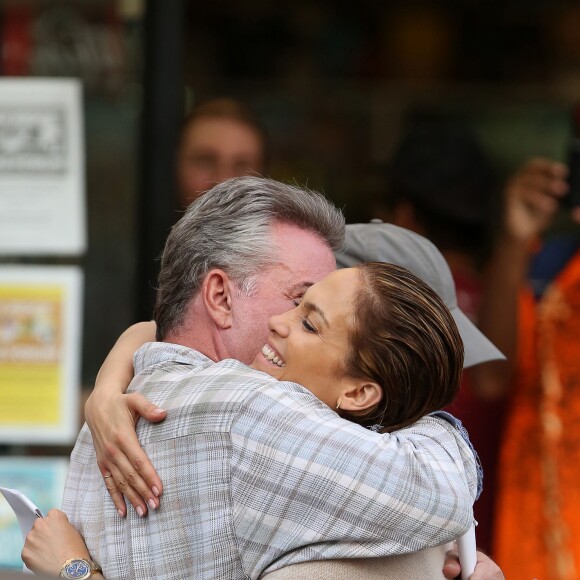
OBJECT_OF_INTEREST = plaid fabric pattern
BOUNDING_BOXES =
[62,343,477,580]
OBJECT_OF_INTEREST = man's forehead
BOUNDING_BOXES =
[265,257,333,289]
[262,224,337,291]
[261,263,314,294]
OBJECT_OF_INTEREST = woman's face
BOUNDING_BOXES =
[251,268,362,407]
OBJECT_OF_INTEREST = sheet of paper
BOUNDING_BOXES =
[0,486,43,539]
[458,522,477,579]
[0,78,86,255]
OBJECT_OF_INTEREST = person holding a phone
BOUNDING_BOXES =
[477,154,580,580]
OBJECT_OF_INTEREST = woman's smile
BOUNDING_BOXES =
[261,344,286,367]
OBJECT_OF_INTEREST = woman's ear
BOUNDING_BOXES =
[201,269,233,329]
[339,380,383,412]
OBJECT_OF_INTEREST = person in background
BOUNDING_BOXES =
[176,98,268,206]
[337,222,504,371]
[140,97,268,319]
[385,124,498,275]
[477,156,580,580]
[381,124,504,554]
[381,125,567,556]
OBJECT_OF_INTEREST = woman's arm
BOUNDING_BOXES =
[22,509,105,579]
[472,158,568,399]
[85,321,167,517]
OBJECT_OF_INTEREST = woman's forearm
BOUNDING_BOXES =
[471,233,529,398]
[93,321,157,397]
[84,320,166,517]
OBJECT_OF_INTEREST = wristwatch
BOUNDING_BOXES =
[60,558,102,579]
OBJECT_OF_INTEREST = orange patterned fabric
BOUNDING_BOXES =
[494,250,580,580]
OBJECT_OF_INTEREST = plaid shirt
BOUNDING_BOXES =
[63,343,478,580]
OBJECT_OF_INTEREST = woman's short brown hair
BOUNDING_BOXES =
[342,262,464,432]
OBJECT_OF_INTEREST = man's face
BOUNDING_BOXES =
[177,117,265,207]
[225,222,337,364]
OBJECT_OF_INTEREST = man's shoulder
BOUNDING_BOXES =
[133,355,279,400]
[132,358,288,442]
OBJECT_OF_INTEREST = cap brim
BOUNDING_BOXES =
[451,306,506,368]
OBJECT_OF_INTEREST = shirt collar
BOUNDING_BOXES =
[134,342,214,373]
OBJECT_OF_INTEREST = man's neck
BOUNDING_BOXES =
[163,326,221,362]
[163,302,230,363]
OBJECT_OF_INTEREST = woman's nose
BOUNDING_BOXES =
[268,312,290,337]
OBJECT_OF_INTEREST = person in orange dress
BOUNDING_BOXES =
[477,157,580,579]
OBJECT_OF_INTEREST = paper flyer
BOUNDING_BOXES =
[0,78,86,255]
[0,266,83,444]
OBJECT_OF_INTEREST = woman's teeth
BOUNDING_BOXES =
[262,344,285,367]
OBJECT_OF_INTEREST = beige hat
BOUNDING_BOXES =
[335,221,505,368]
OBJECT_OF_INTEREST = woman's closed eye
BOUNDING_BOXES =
[302,318,318,334]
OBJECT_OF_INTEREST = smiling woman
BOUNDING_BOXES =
[251,267,362,408]
[251,262,464,432]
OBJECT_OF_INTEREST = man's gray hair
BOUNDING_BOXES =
[154,176,345,339]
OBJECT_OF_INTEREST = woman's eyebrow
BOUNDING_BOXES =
[302,301,329,328]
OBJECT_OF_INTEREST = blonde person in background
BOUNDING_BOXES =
[176,98,267,206]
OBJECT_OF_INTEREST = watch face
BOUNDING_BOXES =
[62,559,91,579]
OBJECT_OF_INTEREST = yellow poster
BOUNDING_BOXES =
[0,267,82,443]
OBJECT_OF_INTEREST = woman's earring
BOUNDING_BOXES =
[336,400,341,410]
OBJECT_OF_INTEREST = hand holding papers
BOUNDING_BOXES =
[0,486,43,540]
[0,486,43,574]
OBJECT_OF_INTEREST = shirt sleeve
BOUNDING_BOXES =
[229,382,477,578]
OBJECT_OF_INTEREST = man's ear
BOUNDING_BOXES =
[339,380,383,413]
[201,269,234,329]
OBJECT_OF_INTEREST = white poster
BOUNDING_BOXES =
[0,78,86,255]
[0,266,83,444]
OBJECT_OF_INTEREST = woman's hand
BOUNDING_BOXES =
[86,390,166,517]
[22,509,95,577]
[86,321,166,517]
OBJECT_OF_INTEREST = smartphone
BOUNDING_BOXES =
[563,104,580,208]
